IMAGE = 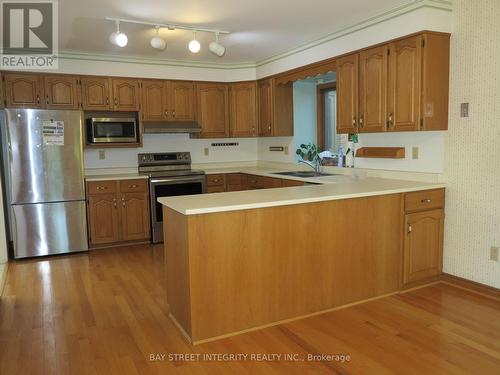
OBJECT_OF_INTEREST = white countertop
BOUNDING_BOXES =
[85,173,148,182]
[158,176,446,215]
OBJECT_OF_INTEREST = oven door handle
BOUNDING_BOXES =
[150,176,206,184]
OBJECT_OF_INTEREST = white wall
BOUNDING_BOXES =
[84,134,258,169]
[442,0,500,288]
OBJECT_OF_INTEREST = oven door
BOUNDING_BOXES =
[149,176,206,243]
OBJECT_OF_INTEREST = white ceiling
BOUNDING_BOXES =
[60,0,414,64]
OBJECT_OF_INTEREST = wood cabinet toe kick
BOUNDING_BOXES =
[162,188,445,344]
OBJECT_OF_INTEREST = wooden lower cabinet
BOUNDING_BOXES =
[206,173,302,193]
[402,189,445,286]
[86,179,150,246]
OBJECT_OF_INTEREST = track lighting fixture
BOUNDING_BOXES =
[209,32,226,57]
[150,26,166,50]
[106,17,230,55]
[188,31,201,53]
[109,20,128,47]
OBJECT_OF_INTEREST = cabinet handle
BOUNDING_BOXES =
[129,184,138,188]
[352,117,356,127]
[165,110,169,117]
[268,125,271,131]
[172,110,176,118]
[113,198,117,208]
[106,98,109,105]
[122,196,125,207]
[359,115,364,128]
[387,112,393,128]
[407,224,412,234]
[46,96,49,105]
[421,198,432,203]
[114,98,118,106]
[96,186,107,190]
[37,96,40,105]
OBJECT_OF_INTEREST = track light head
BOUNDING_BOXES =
[150,26,166,50]
[109,20,128,47]
[188,31,201,53]
[209,32,225,57]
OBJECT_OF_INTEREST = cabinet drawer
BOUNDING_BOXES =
[119,179,148,193]
[405,189,445,212]
[206,174,226,187]
[206,185,226,193]
[87,180,117,194]
[246,175,263,189]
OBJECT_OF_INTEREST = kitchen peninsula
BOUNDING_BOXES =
[159,176,446,344]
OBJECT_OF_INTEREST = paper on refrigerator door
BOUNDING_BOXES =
[42,120,64,146]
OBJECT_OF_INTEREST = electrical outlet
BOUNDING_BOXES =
[412,147,419,160]
[99,150,105,160]
[460,103,469,118]
[204,147,209,156]
[490,246,499,262]
[284,146,289,155]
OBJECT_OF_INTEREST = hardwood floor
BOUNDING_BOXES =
[1,244,499,374]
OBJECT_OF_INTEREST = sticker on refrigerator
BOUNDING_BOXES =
[42,120,64,146]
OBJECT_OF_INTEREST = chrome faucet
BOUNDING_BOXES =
[298,157,321,174]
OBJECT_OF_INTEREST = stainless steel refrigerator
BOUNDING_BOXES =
[1,109,88,258]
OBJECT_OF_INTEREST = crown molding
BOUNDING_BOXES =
[255,0,452,67]
[58,0,452,71]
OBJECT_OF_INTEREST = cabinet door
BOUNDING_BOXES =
[141,80,167,121]
[358,46,388,133]
[3,73,44,108]
[112,78,141,111]
[230,82,257,137]
[403,209,444,284]
[336,53,359,134]
[257,79,273,136]
[44,75,80,109]
[196,83,229,138]
[87,194,120,245]
[273,82,294,136]
[81,77,111,110]
[387,36,422,132]
[120,192,150,242]
[169,81,196,121]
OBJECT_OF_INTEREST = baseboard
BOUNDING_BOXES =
[0,262,9,297]
[440,273,500,301]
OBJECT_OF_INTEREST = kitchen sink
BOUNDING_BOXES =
[273,171,338,178]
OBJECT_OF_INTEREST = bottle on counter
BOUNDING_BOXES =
[337,145,344,168]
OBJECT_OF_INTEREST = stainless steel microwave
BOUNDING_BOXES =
[86,117,138,144]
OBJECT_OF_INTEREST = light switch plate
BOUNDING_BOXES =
[412,147,419,160]
[204,147,209,156]
[490,246,499,262]
[99,150,105,160]
[460,103,469,118]
[284,146,289,155]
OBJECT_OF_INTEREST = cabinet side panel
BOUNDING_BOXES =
[163,207,192,337]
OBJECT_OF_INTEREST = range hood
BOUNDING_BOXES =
[143,121,202,134]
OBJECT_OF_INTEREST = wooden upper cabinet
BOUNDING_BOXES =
[403,209,444,284]
[387,35,422,132]
[112,78,140,111]
[141,80,167,121]
[196,83,229,138]
[169,81,196,122]
[81,77,111,110]
[258,79,273,136]
[44,75,80,110]
[3,72,44,108]
[230,82,257,137]
[336,53,359,134]
[358,46,388,133]
[273,82,294,136]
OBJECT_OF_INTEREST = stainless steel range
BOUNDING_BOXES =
[138,152,205,243]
